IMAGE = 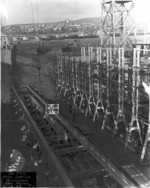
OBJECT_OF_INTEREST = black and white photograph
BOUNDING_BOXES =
[1,0,150,187]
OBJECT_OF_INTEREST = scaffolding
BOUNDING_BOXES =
[51,45,150,165]
[101,0,135,47]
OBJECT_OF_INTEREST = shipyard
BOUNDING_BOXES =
[1,0,150,187]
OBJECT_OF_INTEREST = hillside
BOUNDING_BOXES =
[74,17,101,26]
[5,17,101,27]
[3,17,100,36]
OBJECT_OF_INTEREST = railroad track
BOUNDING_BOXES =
[11,85,141,188]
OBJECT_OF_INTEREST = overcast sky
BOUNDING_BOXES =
[1,0,150,25]
[3,0,101,25]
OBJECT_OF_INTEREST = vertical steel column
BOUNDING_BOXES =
[99,47,104,112]
[65,56,69,86]
[70,58,74,89]
[81,47,86,95]
[72,57,76,89]
[55,55,60,100]
[112,0,115,48]
[79,47,88,115]
[102,48,112,130]
[125,48,143,149]
[56,55,63,97]
[127,56,133,105]
[89,46,92,96]
[56,55,60,85]
[81,46,86,93]
[61,56,64,84]
[79,58,82,92]
[113,48,127,137]
[97,47,101,100]
[68,57,71,86]
[85,46,93,116]
[81,46,86,63]
[64,56,70,98]
[76,57,80,91]
[64,56,67,86]
[60,56,66,97]
[93,47,104,122]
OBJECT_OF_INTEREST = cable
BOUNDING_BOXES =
[36,0,39,24]
[75,0,77,20]
[30,0,34,24]
[74,0,80,44]
[36,0,39,37]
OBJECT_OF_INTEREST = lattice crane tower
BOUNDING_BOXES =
[101,0,135,47]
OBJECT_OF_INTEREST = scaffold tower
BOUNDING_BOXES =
[101,0,135,47]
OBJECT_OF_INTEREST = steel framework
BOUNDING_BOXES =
[51,46,150,165]
[101,0,135,47]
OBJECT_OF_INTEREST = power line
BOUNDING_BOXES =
[36,0,39,24]
[30,0,34,24]
[75,0,77,20]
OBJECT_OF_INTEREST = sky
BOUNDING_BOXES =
[2,0,102,25]
[1,0,150,26]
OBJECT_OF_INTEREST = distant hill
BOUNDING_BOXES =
[73,17,101,25]
[4,17,101,36]
[6,17,101,27]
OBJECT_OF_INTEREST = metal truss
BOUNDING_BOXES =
[113,48,127,137]
[101,0,135,47]
[125,48,143,149]
[52,46,150,165]
[102,48,114,129]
